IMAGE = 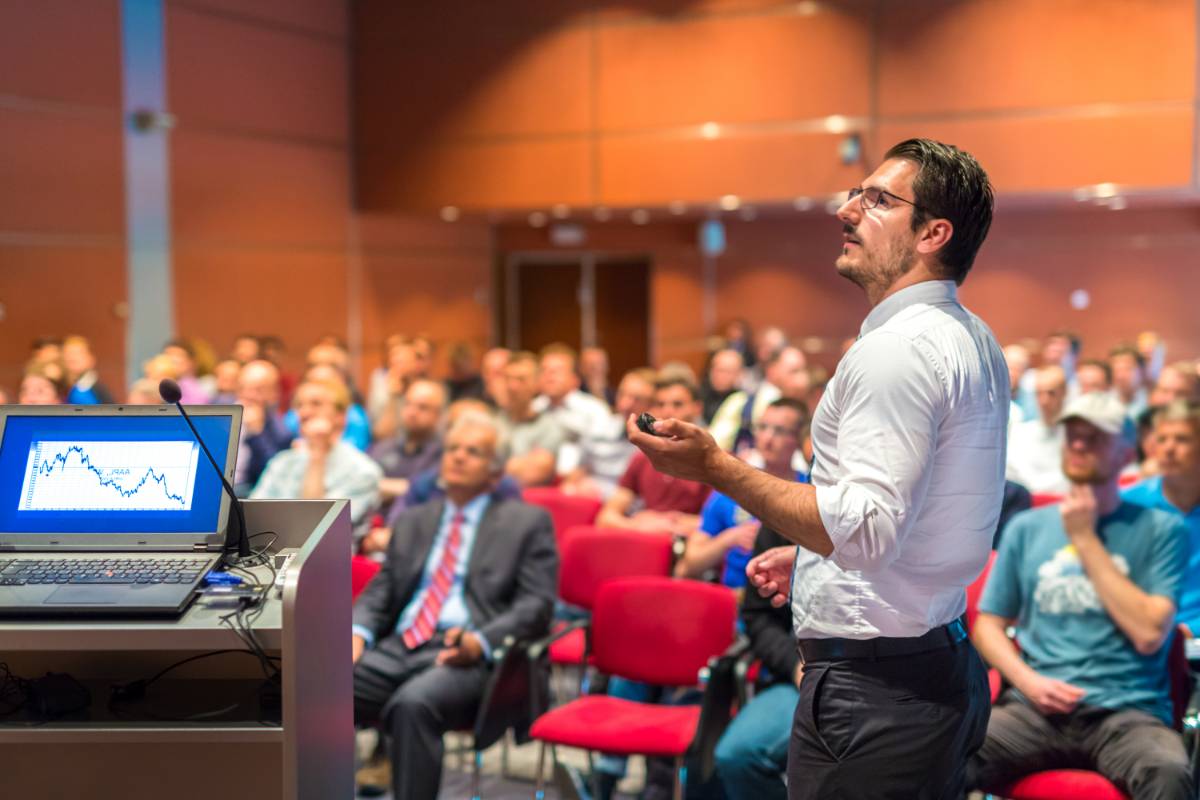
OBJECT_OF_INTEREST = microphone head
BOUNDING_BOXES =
[159,379,183,404]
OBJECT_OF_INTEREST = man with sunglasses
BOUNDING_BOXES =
[629,139,1005,799]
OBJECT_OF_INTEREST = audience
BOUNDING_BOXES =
[286,364,371,451]
[496,351,564,487]
[368,336,421,440]
[1006,364,1069,494]
[1124,400,1200,637]
[579,346,615,407]
[596,375,711,535]
[211,358,241,404]
[351,411,557,800]
[558,367,656,500]
[710,345,807,453]
[675,398,809,587]
[234,359,293,495]
[1110,343,1149,417]
[252,378,382,542]
[162,338,213,404]
[479,347,510,408]
[1075,358,1112,396]
[533,344,611,474]
[700,348,744,425]
[1003,343,1031,426]
[741,325,786,393]
[61,335,114,404]
[444,340,484,402]
[1150,361,1200,407]
[18,361,67,405]
[970,393,1191,798]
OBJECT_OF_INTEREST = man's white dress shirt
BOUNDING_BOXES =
[793,280,1009,640]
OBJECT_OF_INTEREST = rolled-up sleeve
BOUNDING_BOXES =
[815,333,944,573]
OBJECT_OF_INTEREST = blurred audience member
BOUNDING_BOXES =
[580,346,615,407]
[162,338,213,404]
[559,367,656,500]
[126,378,161,405]
[367,379,448,521]
[969,394,1190,798]
[189,337,219,398]
[534,344,611,473]
[30,336,63,365]
[714,522,803,800]
[62,335,114,405]
[231,333,261,364]
[676,399,809,587]
[411,335,435,379]
[723,318,755,368]
[286,364,371,451]
[369,336,421,440]
[1138,330,1166,383]
[701,348,744,425]
[1016,330,1079,419]
[480,347,511,408]
[307,339,352,374]
[497,351,564,487]
[1003,344,1031,426]
[1150,361,1200,407]
[19,361,67,405]
[142,353,179,386]
[710,345,807,454]
[597,376,710,535]
[741,326,787,393]
[235,360,293,495]
[445,340,484,402]
[1006,365,1069,494]
[0,387,8,404]
[253,378,381,542]
[212,358,241,405]
[1124,400,1200,637]
[1076,358,1113,396]
[351,411,557,800]
[1110,343,1149,418]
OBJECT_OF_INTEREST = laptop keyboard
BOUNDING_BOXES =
[0,558,209,586]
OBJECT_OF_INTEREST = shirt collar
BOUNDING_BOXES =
[445,492,491,526]
[859,280,958,338]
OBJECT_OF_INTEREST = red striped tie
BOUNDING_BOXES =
[402,512,465,650]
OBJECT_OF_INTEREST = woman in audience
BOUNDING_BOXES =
[19,361,67,405]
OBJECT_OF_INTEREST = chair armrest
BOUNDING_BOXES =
[526,617,589,662]
[472,636,544,750]
[689,636,751,781]
[1183,672,1200,782]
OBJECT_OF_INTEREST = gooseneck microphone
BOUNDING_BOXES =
[159,379,250,558]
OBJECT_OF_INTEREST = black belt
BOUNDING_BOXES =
[797,618,968,663]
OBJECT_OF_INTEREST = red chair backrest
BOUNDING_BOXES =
[351,555,381,601]
[591,576,736,686]
[558,526,674,609]
[522,487,603,547]
[965,550,998,633]
[1030,493,1063,508]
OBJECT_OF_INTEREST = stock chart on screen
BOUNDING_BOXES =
[19,440,200,512]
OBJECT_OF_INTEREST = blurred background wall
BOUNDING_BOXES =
[2,0,1197,392]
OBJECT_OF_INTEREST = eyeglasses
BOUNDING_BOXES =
[847,186,925,214]
[753,422,799,439]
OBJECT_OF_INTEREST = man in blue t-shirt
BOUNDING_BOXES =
[1123,399,1200,636]
[675,398,810,588]
[968,393,1192,799]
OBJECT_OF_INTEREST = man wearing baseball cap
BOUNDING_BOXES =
[968,392,1192,799]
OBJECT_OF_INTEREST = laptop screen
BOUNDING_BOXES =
[0,406,239,544]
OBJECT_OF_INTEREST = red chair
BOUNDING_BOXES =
[530,576,738,799]
[989,627,1193,800]
[549,526,674,668]
[1030,493,1063,508]
[351,555,380,601]
[522,487,602,549]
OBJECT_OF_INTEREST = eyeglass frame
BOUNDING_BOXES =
[847,186,928,215]
[752,421,801,439]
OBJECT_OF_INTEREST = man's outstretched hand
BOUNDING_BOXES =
[746,545,797,608]
[625,415,726,484]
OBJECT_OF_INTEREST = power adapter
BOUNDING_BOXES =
[26,673,91,720]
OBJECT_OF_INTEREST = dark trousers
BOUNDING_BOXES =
[787,639,990,799]
[353,635,488,800]
[968,690,1193,800]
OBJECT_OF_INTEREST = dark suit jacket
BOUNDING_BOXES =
[353,494,559,653]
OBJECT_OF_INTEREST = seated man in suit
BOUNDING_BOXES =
[351,410,559,800]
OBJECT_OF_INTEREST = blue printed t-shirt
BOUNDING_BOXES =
[699,471,808,589]
[980,501,1187,724]
[1123,476,1200,633]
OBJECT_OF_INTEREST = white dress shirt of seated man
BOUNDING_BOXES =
[499,351,563,487]
[596,377,707,536]
[1006,364,1069,494]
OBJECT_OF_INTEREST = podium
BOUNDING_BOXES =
[0,499,353,799]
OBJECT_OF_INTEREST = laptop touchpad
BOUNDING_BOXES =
[45,586,122,604]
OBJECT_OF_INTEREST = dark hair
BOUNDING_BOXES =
[1077,358,1112,386]
[1109,343,1145,370]
[883,138,994,285]
[654,376,699,401]
[765,396,812,438]
[1047,329,1082,356]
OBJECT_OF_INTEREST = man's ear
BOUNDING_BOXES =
[916,218,953,258]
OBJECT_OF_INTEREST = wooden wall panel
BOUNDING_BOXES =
[600,130,863,206]
[172,248,349,377]
[0,246,127,397]
[0,109,125,235]
[596,7,870,130]
[877,110,1195,191]
[167,5,349,141]
[171,131,349,246]
[170,0,349,37]
[878,0,1194,115]
[0,0,121,105]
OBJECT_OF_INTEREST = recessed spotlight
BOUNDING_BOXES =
[738,206,757,221]
[529,211,548,227]
[792,197,814,212]
[668,201,688,216]
[631,209,650,225]
[1093,182,1117,198]
[439,206,460,222]
[551,204,570,219]
[700,122,721,139]
[719,194,741,211]
[593,206,611,222]
[823,115,849,134]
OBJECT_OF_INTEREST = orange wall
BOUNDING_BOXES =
[356,0,1197,213]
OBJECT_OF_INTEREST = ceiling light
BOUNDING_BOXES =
[719,194,741,211]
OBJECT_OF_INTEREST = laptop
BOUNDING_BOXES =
[0,404,242,617]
